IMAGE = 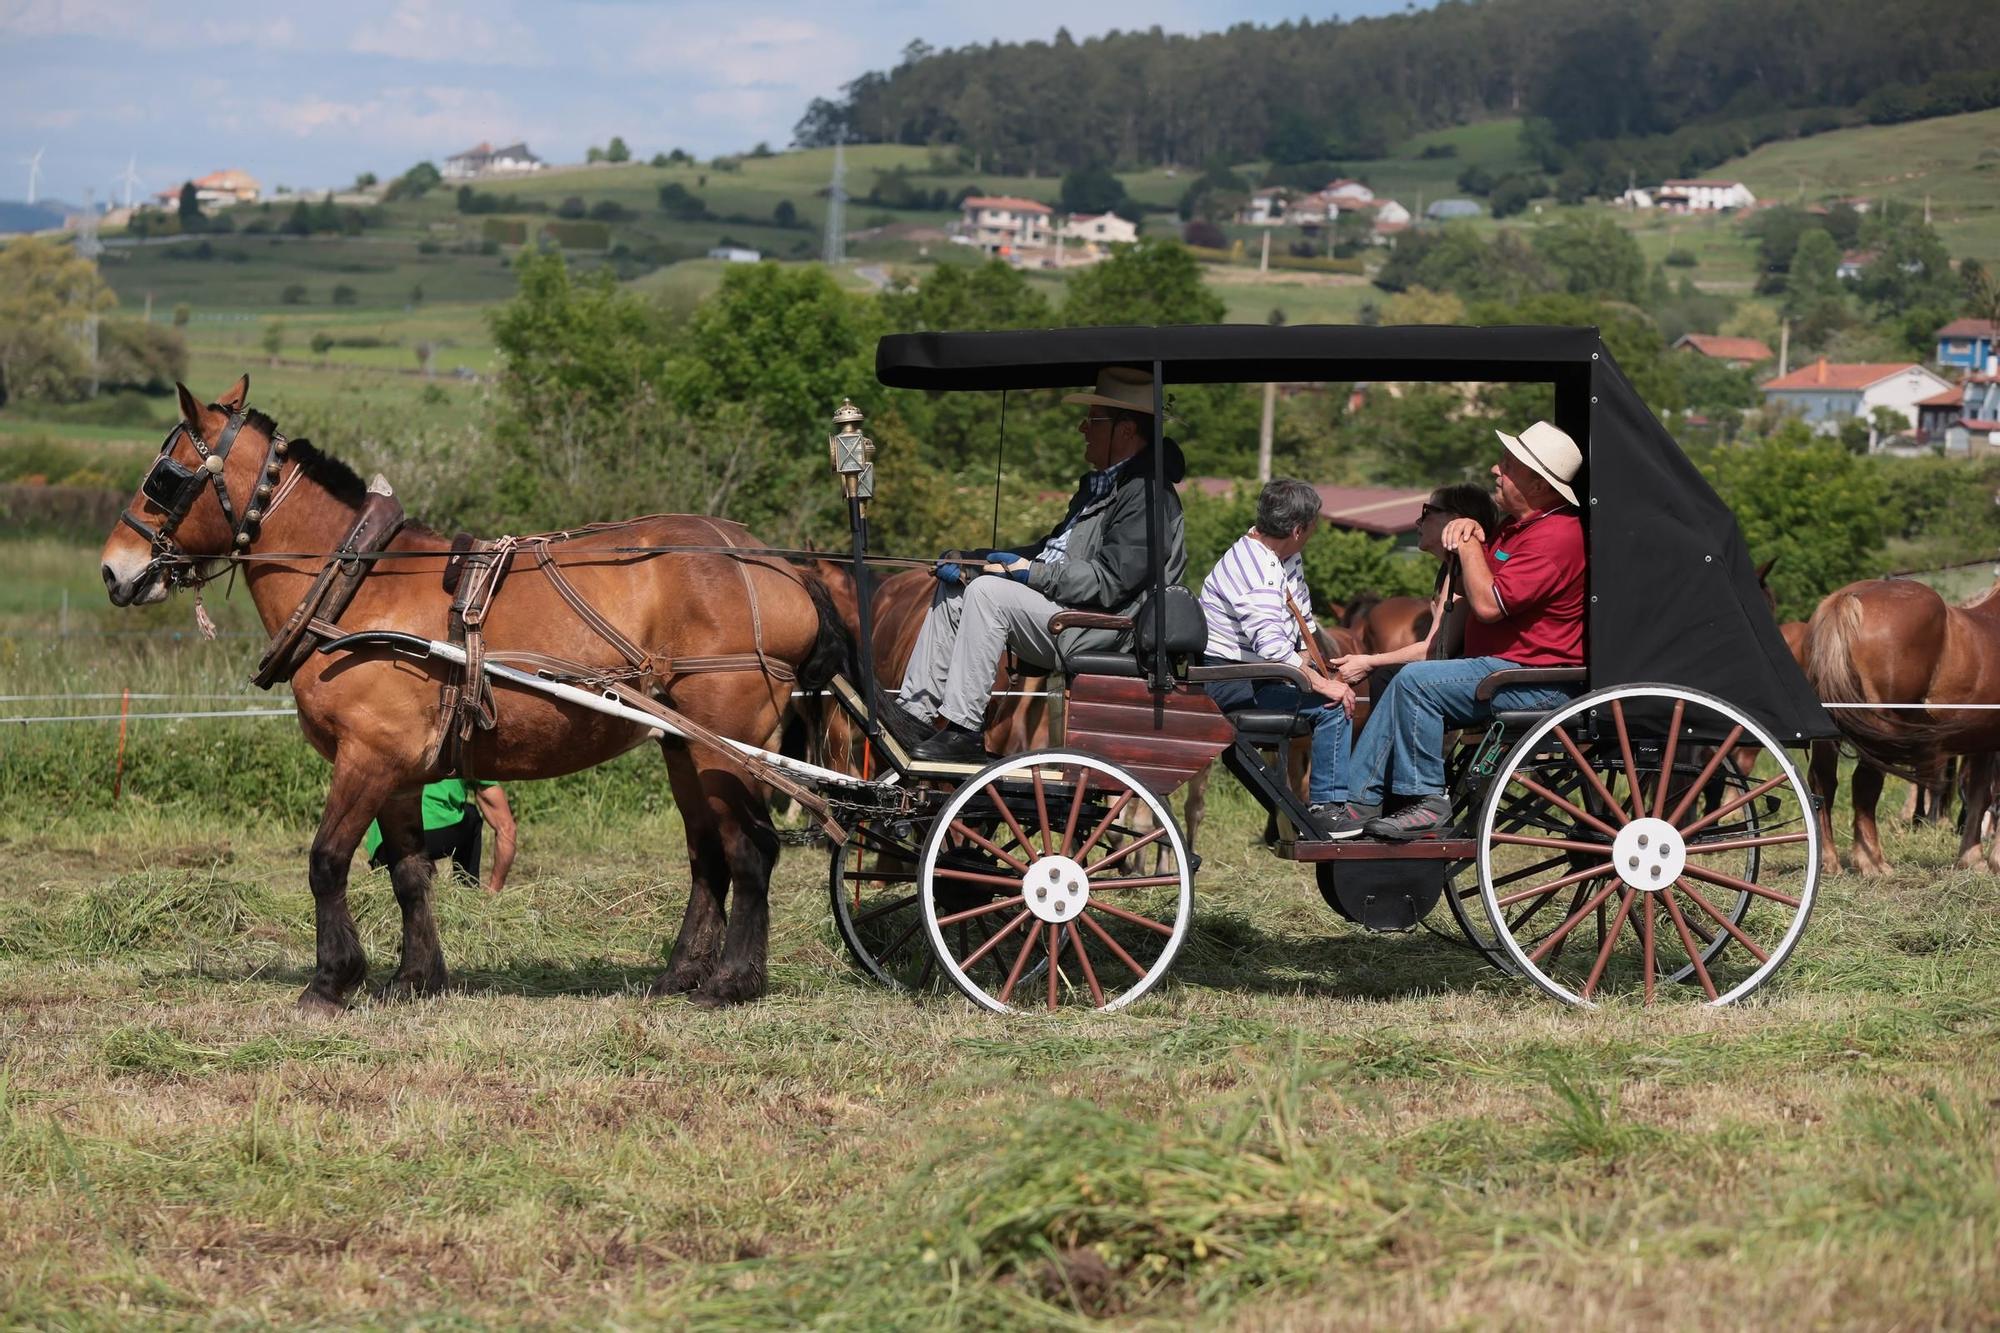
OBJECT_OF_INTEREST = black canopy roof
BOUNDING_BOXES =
[873,323,1835,742]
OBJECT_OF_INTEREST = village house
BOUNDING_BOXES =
[1946,374,2000,454]
[1935,318,1998,372]
[152,169,261,209]
[1243,189,1291,226]
[955,195,1053,254]
[1426,198,1483,221]
[1058,212,1138,248]
[1837,249,1876,282]
[442,142,545,180]
[1672,333,1774,368]
[1323,179,1375,207]
[1760,358,1954,446]
[1656,179,1755,212]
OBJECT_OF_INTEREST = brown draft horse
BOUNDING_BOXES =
[1803,578,2000,874]
[100,379,851,1011]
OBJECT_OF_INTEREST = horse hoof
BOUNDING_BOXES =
[383,970,449,1001]
[649,966,708,998]
[296,990,346,1017]
[693,969,766,1008]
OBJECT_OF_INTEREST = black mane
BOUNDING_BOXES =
[235,409,367,507]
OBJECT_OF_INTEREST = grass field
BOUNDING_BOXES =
[1,533,1996,1326]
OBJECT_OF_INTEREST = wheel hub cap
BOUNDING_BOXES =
[1021,854,1090,922]
[1611,817,1685,892]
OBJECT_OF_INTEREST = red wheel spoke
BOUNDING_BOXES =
[1514,774,1624,841]
[1087,898,1177,937]
[1059,772,1090,856]
[1079,908,1149,979]
[1551,724,1629,821]
[983,785,1039,864]
[1680,861,1802,909]
[996,918,1043,1004]
[936,896,1025,928]
[1677,881,1772,963]
[948,820,1029,873]
[1581,889,1639,1001]
[1047,923,1061,1011]
[1030,769,1054,856]
[1084,826,1169,875]
[1639,893,1656,1004]
[1684,831,1810,855]
[1496,860,1616,908]
[852,892,919,927]
[934,865,1027,890]
[1666,724,1744,825]
[1492,832,1615,854]
[1527,877,1624,964]
[1612,699,1645,814]
[1066,921,1106,1007]
[1074,788,1137,863]
[961,909,1032,970]
[1087,874,1184,890]
[1679,773,1788,838]
[1651,699,1687,819]
[1662,891,1720,1000]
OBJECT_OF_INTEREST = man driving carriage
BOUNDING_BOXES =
[1329,420,1588,840]
[892,367,1188,764]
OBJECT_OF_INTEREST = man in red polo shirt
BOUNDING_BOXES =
[1328,421,1587,840]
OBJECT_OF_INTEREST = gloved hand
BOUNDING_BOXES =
[985,551,1031,582]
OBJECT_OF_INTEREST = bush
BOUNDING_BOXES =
[1182,219,1227,250]
[541,219,612,251]
[657,181,709,220]
[310,332,334,354]
[556,195,587,219]
[330,284,358,306]
[416,238,442,254]
[1664,248,1698,267]
[278,286,306,306]
[1418,142,1458,159]
[588,199,631,222]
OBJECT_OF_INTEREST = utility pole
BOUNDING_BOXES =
[1778,319,1790,378]
[1258,309,1286,482]
[1259,228,1270,274]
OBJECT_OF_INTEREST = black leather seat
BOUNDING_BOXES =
[1229,709,1315,740]
[1063,651,1142,678]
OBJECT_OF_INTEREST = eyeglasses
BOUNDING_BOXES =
[1418,503,1441,519]
[1082,415,1117,427]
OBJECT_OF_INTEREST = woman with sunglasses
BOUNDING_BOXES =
[1331,482,1499,684]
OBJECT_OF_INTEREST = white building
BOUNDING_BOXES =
[443,141,546,180]
[1323,178,1375,206]
[1058,212,1138,246]
[707,246,761,263]
[1243,190,1289,226]
[957,195,1052,253]
[1657,179,1755,213]
[1372,199,1411,227]
[1760,358,1954,447]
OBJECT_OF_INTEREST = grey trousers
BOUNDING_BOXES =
[898,575,1064,731]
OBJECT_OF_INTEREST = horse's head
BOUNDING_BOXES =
[100,375,286,605]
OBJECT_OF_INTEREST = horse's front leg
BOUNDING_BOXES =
[696,768,779,1008]
[300,757,389,1014]
[376,788,450,998]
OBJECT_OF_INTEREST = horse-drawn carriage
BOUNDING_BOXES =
[100,324,1836,1016]
[815,324,1836,1012]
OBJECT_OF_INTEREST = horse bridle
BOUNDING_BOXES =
[119,408,290,586]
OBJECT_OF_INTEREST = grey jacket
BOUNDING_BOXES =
[1013,439,1188,654]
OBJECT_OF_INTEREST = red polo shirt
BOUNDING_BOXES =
[1462,507,1586,666]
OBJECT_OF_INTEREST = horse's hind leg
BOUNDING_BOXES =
[377,788,449,998]
[696,768,780,1008]
[299,757,386,1014]
[1808,741,1842,877]
[1851,760,1893,876]
[652,743,728,997]
[1955,753,1995,870]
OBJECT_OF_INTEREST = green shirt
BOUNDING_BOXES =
[362,779,484,860]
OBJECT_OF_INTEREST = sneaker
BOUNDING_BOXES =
[1321,801,1382,841]
[1364,794,1454,841]
[911,722,993,765]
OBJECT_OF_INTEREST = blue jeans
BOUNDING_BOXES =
[1206,676,1352,805]
[1350,656,1575,803]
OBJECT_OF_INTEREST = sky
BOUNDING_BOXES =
[0,0,1430,206]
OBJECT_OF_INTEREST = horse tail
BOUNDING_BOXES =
[1805,587,1936,780]
[799,574,856,696]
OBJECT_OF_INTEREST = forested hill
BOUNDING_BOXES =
[795,0,1998,178]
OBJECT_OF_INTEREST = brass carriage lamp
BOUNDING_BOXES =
[827,398,875,512]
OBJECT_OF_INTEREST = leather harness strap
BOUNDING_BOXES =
[251,489,407,689]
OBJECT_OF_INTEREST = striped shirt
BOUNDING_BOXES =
[1199,530,1317,666]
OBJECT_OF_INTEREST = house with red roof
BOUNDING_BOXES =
[1935,317,1998,372]
[1672,333,1774,368]
[1761,358,1954,447]
[955,195,1052,254]
[1933,374,2000,455]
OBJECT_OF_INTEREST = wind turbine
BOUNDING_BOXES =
[119,155,140,209]
[25,146,45,205]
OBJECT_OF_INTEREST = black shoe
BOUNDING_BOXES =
[1322,801,1382,841]
[878,700,933,749]
[911,723,992,765]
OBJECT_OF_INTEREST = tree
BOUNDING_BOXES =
[1381,286,1466,325]
[1061,238,1224,327]
[1531,215,1647,302]
[384,161,441,201]
[1702,421,1887,619]
[177,182,203,229]
[1177,163,1250,222]
[354,171,379,189]
[1488,175,1538,218]
[1784,228,1844,320]
[657,182,707,220]
[1059,164,1126,216]
[261,321,283,364]
[606,136,631,163]
[1264,111,1326,166]
[331,284,358,306]
[0,236,117,406]
[1455,165,1495,197]
[773,199,798,228]
[557,195,587,220]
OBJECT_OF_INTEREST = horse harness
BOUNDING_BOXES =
[121,410,293,589]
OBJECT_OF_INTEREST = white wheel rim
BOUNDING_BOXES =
[1478,684,1819,1007]
[920,749,1192,1014]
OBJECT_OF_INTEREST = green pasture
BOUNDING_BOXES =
[97,234,532,314]
[0,535,1995,1325]
[1724,106,2000,268]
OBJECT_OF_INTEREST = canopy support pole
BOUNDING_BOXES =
[1148,360,1168,690]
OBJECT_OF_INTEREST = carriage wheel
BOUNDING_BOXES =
[919,750,1192,1014]
[828,819,935,990]
[1478,684,1817,1007]
[1448,748,1758,981]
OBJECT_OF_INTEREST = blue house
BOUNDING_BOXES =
[1936,318,1997,372]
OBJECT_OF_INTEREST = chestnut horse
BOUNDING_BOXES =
[1803,580,2000,874]
[100,379,851,1011]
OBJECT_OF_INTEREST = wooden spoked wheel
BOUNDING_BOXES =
[828,820,937,990]
[919,750,1192,1014]
[1478,685,1817,1007]
[1448,749,1756,980]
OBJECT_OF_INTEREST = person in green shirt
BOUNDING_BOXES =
[364,779,516,894]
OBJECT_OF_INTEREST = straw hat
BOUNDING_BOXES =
[1495,420,1582,506]
[1062,366,1158,416]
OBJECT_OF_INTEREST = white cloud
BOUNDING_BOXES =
[0,0,305,47]
[348,0,541,67]
[235,84,537,154]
